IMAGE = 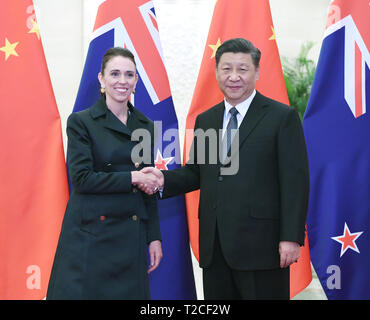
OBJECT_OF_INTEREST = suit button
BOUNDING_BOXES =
[133,187,138,193]
[100,215,106,221]
[218,176,223,182]
[132,215,138,221]
[212,204,217,209]
[135,162,140,168]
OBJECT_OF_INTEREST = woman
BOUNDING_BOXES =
[47,47,162,299]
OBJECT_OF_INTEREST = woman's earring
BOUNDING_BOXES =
[132,88,136,94]
[100,87,105,94]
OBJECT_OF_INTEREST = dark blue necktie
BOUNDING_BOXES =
[224,107,239,158]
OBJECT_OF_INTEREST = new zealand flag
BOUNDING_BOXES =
[72,0,196,299]
[303,0,370,299]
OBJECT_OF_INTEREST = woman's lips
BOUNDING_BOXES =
[114,87,128,93]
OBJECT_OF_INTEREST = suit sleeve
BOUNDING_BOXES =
[278,108,309,245]
[67,112,132,194]
[144,122,161,243]
[161,116,201,198]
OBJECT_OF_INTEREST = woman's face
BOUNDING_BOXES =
[99,55,138,105]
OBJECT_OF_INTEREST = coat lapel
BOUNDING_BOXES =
[89,98,134,137]
[104,110,132,137]
[126,102,149,132]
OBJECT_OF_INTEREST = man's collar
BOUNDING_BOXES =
[224,89,256,117]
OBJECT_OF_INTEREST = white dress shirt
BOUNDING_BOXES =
[159,90,256,194]
[221,89,256,138]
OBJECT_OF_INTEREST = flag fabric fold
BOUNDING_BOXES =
[303,0,370,299]
[0,1,69,299]
[72,0,196,300]
[184,0,312,298]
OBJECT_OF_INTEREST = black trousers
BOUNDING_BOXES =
[202,229,290,300]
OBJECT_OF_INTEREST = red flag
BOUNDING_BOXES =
[184,0,312,298]
[0,2,69,299]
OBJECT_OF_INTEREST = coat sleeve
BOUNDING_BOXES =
[161,116,201,198]
[145,195,161,243]
[67,112,132,194]
[277,108,309,245]
[144,122,161,243]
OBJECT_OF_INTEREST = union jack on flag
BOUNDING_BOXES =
[73,0,196,299]
[303,0,370,299]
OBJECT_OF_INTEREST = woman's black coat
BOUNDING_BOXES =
[47,98,161,299]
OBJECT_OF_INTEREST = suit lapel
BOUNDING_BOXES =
[236,91,269,147]
[213,93,269,149]
[211,101,225,131]
[205,102,225,167]
[225,92,269,163]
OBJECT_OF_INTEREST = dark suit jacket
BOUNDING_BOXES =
[163,91,309,271]
[47,97,161,299]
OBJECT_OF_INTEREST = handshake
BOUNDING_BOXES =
[131,167,164,195]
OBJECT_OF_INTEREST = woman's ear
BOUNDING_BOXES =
[98,72,104,86]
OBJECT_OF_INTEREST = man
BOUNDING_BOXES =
[140,38,309,299]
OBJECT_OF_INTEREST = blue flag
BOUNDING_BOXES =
[72,0,196,299]
[303,0,370,299]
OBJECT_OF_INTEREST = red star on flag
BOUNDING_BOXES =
[331,222,363,257]
[154,150,173,171]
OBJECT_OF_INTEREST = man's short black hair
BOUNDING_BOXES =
[215,38,261,69]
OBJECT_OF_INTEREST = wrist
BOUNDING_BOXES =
[131,171,141,185]
[159,170,164,187]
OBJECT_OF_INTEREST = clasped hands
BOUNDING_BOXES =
[131,167,164,195]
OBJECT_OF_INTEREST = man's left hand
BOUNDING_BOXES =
[279,241,300,268]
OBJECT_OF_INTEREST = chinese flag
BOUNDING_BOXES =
[0,2,69,299]
[184,0,312,298]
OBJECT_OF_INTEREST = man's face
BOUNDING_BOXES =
[216,52,260,106]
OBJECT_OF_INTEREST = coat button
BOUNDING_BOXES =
[132,215,138,221]
[100,215,106,221]
[218,176,223,182]
[135,162,140,168]
[133,187,138,193]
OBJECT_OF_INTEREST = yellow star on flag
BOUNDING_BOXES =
[269,26,276,40]
[28,19,40,40]
[0,38,19,60]
[208,38,221,59]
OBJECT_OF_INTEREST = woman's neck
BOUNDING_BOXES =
[106,97,128,125]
